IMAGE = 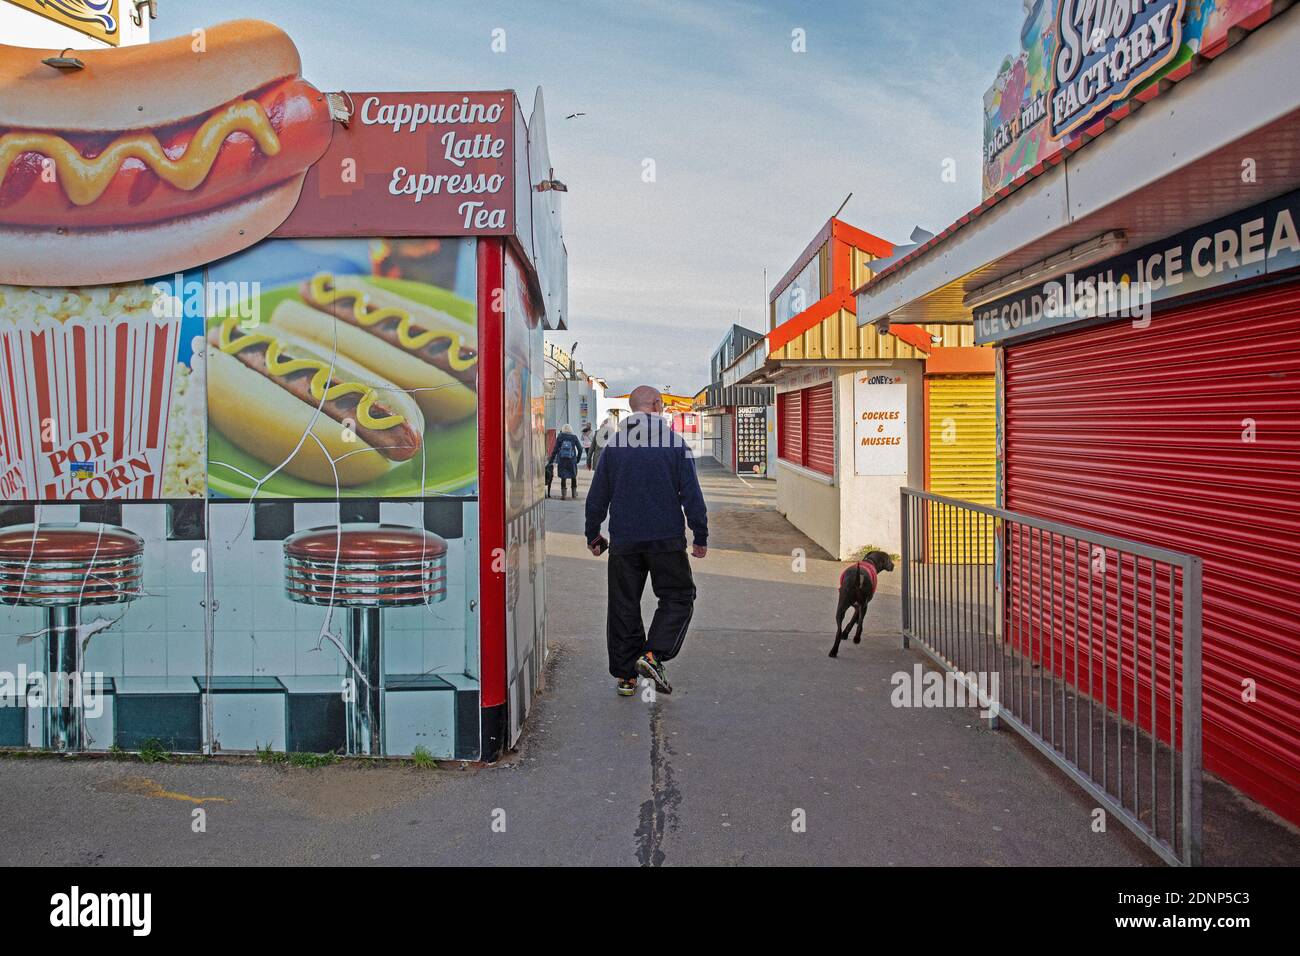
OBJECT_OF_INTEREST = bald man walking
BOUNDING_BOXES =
[585,386,708,696]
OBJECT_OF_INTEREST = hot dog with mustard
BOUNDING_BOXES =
[271,273,477,423]
[0,20,334,286]
[206,318,424,487]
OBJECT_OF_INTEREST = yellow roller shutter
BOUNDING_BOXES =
[926,374,995,562]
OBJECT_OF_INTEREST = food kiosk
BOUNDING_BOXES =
[0,20,565,761]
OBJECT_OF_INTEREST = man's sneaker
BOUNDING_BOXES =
[616,678,637,697]
[635,653,672,694]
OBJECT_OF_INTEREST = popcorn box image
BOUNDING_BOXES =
[0,278,206,501]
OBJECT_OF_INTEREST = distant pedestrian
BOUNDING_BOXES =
[588,417,612,472]
[581,423,594,470]
[585,386,708,696]
[547,424,583,500]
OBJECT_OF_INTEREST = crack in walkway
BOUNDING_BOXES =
[634,698,681,866]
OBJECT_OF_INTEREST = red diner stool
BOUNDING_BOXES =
[0,522,144,751]
[283,523,447,756]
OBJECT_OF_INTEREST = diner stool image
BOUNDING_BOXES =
[0,523,144,751]
[283,524,447,756]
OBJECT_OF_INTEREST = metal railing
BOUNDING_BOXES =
[899,489,1203,866]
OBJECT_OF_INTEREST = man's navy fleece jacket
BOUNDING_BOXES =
[584,413,708,552]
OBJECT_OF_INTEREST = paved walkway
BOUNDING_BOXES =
[1,462,1296,865]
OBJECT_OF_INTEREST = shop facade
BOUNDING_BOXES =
[696,385,775,475]
[726,217,985,559]
[0,22,566,761]
[696,325,775,474]
[856,3,1300,825]
[702,325,769,476]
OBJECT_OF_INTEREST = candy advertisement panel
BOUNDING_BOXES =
[982,0,1273,198]
[205,237,478,500]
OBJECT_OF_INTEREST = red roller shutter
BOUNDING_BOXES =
[1004,281,1300,824]
[804,381,835,476]
[778,390,802,465]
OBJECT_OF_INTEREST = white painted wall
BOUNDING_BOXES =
[776,458,841,556]
[836,362,924,559]
[547,366,616,433]
[546,378,597,433]
[773,363,924,560]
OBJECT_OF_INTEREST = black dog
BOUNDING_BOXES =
[545,462,554,498]
[829,550,895,658]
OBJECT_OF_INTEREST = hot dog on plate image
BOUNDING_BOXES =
[206,318,424,488]
[272,273,478,423]
[0,20,333,286]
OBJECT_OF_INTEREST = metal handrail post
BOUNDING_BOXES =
[900,488,911,649]
[1183,556,1204,867]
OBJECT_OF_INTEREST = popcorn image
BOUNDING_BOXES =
[161,336,208,499]
[0,282,201,501]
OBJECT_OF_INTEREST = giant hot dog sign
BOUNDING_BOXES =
[0,20,333,286]
[275,91,514,237]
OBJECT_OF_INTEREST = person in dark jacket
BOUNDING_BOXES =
[585,386,708,696]
[588,417,612,472]
[547,424,583,499]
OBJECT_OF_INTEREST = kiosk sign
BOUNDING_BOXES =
[982,0,1273,198]
[974,189,1300,344]
[277,91,515,237]
[853,372,907,476]
[1049,0,1185,139]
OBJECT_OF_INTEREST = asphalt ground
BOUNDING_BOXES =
[1,462,1295,866]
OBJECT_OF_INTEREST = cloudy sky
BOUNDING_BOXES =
[161,0,1024,393]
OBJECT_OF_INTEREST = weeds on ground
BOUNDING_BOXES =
[287,751,339,769]
[410,745,436,769]
[0,748,45,759]
[256,744,288,765]
[137,738,171,763]
[852,544,901,563]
